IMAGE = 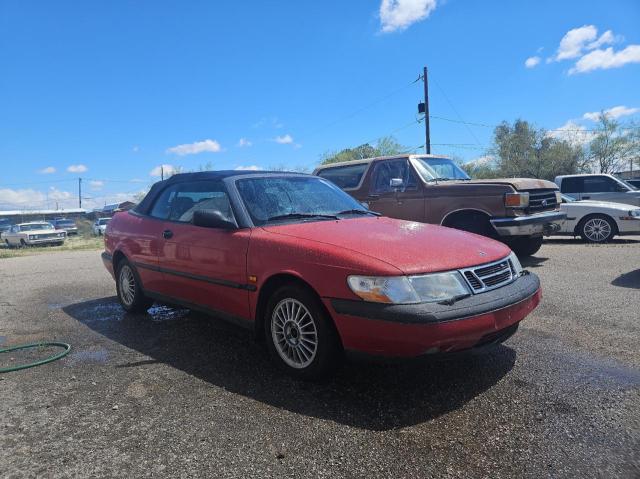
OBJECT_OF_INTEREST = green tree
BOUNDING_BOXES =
[587,114,639,174]
[320,136,406,165]
[491,119,587,180]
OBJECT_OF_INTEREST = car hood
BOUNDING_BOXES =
[463,178,558,191]
[261,217,511,275]
[23,228,59,234]
[563,200,640,212]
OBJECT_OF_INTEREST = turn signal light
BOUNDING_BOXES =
[505,192,529,208]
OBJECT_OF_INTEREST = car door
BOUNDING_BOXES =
[365,159,425,221]
[154,179,252,320]
[580,176,630,202]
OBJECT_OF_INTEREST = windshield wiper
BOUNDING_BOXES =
[336,209,380,216]
[267,213,339,222]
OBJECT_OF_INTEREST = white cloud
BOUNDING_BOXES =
[525,56,541,68]
[38,166,56,174]
[234,165,262,171]
[0,187,74,209]
[89,180,104,191]
[67,164,88,173]
[547,121,594,146]
[569,45,640,74]
[166,139,222,156]
[150,164,177,177]
[237,138,252,147]
[379,0,437,33]
[583,105,639,122]
[273,134,294,144]
[555,25,599,60]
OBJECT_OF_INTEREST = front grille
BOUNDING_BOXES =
[461,257,515,293]
[523,188,558,213]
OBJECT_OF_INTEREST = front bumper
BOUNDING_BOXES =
[490,211,566,237]
[25,237,65,245]
[326,273,540,357]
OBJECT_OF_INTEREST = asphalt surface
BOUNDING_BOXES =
[1,237,639,478]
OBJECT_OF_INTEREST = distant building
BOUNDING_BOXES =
[92,201,137,216]
[614,169,640,180]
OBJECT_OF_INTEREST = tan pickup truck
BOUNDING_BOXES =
[314,154,566,257]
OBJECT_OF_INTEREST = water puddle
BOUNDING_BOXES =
[147,305,190,322]
[68,349,109,364]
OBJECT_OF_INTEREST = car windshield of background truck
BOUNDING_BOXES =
[236,176,365,226]
[413,157,471,181]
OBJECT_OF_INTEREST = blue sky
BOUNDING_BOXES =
[1,0,639,210]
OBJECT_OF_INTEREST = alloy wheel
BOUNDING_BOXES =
[119,265,136,306]
[271,298,318,369]
[583,218,612,242]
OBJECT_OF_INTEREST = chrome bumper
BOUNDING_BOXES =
[491,211,567,237]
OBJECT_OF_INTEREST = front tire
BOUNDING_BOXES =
[507,236,544,258]
[579,214,615,243]
[265,284,341,380]
[115,259,154,313]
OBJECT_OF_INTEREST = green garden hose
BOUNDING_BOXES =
[0,342,71,373]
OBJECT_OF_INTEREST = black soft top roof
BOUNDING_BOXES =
[134,170,309,215]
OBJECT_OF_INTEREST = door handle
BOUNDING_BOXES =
[162,229,173,239]
[582,196,590,199]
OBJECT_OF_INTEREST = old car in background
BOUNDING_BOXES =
[51,218,79,235]
[314,155,565,257]
[93,217,111,235]
[555,174,640,206]
[0,218,12,239]
[623,179,640,189]
[102,171,540,379]
[555,194,640,243]
[3,222,66,247]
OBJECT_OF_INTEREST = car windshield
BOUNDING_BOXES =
[20,223,52,231]
[620,179,638,190]
[412,157,471,181]
[98,219,110,225]
[56,220,75,225]
[236,176,370,225]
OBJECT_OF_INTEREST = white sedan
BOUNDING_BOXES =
[556,195,640,243]
[3,222,66,247]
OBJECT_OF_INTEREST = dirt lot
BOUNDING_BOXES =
[1,237,639,478]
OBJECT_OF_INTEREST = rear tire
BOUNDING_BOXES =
[579,214,615,243]
[506,236,543,258]
[115,259,154,313]
[264,284,341,380]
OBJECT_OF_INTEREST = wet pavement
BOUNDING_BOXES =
[0,239,639,478]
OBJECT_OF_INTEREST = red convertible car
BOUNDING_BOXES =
[102,171,541,379]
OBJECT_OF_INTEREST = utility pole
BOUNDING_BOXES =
[161,166,164,181]
[78,178,82,209]
[422,66,431,154]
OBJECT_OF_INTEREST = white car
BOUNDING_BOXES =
[93,217,111,235]
[556,194,640,243]
[3,222,66,247]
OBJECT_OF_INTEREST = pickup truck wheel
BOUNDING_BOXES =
[579,214,615,243]
[115,260,154,313]
[265,284,341,380]
[507,236,543,258]
[20,239,27,248]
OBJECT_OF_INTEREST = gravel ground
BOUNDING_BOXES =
[1,237,639,478]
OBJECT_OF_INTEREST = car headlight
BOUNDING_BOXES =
[347,271,471,304]
[505,192,529,208]
[508,251,524,276]
[29,235,36,240]
[630,209,640,217]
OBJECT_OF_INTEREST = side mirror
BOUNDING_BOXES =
[390,178,404,190]
[192,209,237,230]
[615,184,629,192]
